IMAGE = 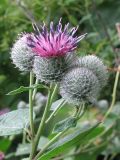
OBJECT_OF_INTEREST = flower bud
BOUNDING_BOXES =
[35,92,47,107]
[60,67,100,105]
[33,53,77,83]
[78,55,108,87]
[17,101,27,109]
[96,100,109,110]
[11,33,35,72]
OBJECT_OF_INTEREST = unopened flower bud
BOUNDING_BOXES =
[78,55,108,87]
[17,101,27,109]
[60,67,100,105]
[33,53,77,83]
[11,33,35,72]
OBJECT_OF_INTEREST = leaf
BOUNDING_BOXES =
[75,142,107,160]
[15,144,31,156]
[0,109,34,136]
[39,123,104,160]
[79,14,92,25]
[0,139,11,152]
[7,84,48,95]
[16,137,49,156]
[53,117,77,134]
[50,98,65,111]
[38,136,49,149]
[111,102,120,117]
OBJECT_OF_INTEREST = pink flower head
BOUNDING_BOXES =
[27,19,87,57]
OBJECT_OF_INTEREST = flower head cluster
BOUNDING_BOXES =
[27,19,86,58]
[60,55,108,105]
[10,19,108,106]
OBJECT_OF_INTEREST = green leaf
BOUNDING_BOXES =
[7,84,48,95]
[0,138,11,152]
[79,14,92,25]
[111,102,120,117]
[53,117,77,134]
[16,137,49,156]
[75,153,96,160]
[39,123,104,160]
[16,144,31,156]
[38,136,49,149]
[0,109,34,136]
[50,98,65,111]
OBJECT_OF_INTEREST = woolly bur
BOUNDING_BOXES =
[60,67,100,105]
[10,33,35,72]
[78,55,108,88]
[33,53,77,82]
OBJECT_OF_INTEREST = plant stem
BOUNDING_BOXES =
[34,130,66,160]
[29,71,35,160]
[109,153,117,160]
[50,83,58,104]
[30,83,54,159]
[32,79,39,100]
[74,103,85,119]
[23,79,39,143]
[29,72,35,136]
[77,103,85,119]
[45,99,66,124]
[102,65,120,121]
[22,129,26,144]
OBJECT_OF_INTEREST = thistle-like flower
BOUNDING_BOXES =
[78,55,108,87]
[60,67,100,105]
[27,19,86,82]
[11,33,35,72]
[27,19,87,57]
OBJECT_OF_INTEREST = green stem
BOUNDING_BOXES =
[102,65,120,121]
[103,154,109,160]
[50,83,58,104]
[29,72,35,136]
[74,103,85,119]
[34,130,66,160]
[22,129,26,144]
[78,103,85,119]
[32,79,39,100]
[30,83,54,159]
[45,100,66,124]
[29,71,35,160]
[109,153,117,160]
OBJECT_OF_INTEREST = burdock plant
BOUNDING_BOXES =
[1,19,109,160]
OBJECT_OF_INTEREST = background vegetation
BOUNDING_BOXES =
[0,0,120,159]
